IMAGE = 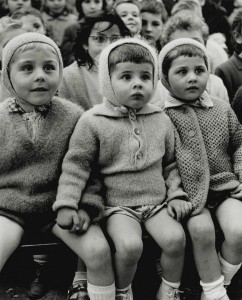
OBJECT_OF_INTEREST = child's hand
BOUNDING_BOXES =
[71,209,91,233]
[56,207,79,231]
[231,183,242,199]
[167,200,193,221]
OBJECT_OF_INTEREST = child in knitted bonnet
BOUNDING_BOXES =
[0,32,115,300]
[54,36,193,300]
[158,37,242,300]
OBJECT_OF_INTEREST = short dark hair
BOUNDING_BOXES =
[74,9,131,68]
[76,0,107,20]
[231,8,242,55]
[162,44,209,80]
[108,43,155,74]
[140,0,168,24]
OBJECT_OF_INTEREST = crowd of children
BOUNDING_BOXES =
[1,1,242,300]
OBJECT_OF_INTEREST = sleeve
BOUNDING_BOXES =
[232,87,242,124]
[53,113,104,219]
[162,120,188,202]
[228,107,242,182]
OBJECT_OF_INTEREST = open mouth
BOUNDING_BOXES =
[186,86,199,91]
[131,93,143,99]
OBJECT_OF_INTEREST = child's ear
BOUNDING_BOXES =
[234,32,242,45]
[83,43,88,51]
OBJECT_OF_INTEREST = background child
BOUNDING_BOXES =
[54,37,192,300]
[11,7,46,34]
[41,0,77,48]
[0,16,26,101]
[1,0,32,16]
[140,0,168,52]
[113,0,142,37]
[215,8,242,103]
[156,11,229,104]
[61,0,107,66]
[158,37,242,300]
[59,9,130,109]
[0,32,115,300]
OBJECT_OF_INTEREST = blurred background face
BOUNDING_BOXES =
[85,21,121,60]
[81,0,103,16]
[7,0,31,13]
[19,15,46,34]
[45,0,66,14]
[115,2,142,35]
[141,12,162,46]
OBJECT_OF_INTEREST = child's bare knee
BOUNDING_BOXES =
[163,230,186,255]
[189,222,215,247]
[116,236,143,262]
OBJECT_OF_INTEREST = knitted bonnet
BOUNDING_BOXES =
[2,32,63,99]
[99,37,158,107]
[158,38,210,92]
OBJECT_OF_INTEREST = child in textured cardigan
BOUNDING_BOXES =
[0,32,115,300]
[158,38,242,300]
[53,37,193,300]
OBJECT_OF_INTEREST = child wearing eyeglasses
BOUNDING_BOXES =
[58,9,130,110]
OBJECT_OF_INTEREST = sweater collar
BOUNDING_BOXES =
[164,90,213,109]
[8,98,52,115]
[93,99,161,117]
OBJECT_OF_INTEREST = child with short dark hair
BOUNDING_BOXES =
[140,0,168,51]
[215,8,242,102]
[158,37,242,300]
[0,32,115,300]
[54,37,192,300]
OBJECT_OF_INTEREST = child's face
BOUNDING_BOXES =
[81,0,103,17]
[168,29,205,45]
[167,55,209,102]
[9,45,60,112]
[45,0,66,15]
[141,12,162,46]
[111,62,154,109]
[115,3,142,36]
[85,21,121,60]
[19,15,46,34]
[7,0,31,13]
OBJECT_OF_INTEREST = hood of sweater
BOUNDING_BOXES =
[98,37,158,110]
[2,32,63,102]
[158,38,211,95]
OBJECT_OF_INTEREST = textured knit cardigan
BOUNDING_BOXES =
[0,97,85,215]
[53,37,188,212]
[158,38,242,214]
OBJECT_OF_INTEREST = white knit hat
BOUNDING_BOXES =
[2,32,63,98]
[158,38,210,92]
[99,37,158,107]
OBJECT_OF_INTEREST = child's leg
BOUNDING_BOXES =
[187,208,228,300]
[0,216,24,272]
[144,207,185,299]
[106,214,143,295]
[216,198,242,285]
[52,223,115,300]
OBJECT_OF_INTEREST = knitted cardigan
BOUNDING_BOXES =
[165,96,242,214]
[0,97,85,215]
[53,37,187,212]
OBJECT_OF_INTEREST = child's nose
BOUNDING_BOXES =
[188,72,197,82]
[35,69,45,81]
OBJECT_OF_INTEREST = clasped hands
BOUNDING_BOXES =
[167,199,193,221]
[56,208,90,233]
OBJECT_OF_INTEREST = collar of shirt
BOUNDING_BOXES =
[164,90,213,109]
[8,98,52,115]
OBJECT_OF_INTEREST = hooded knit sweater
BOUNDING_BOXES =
[53,37,187,212]
[158,38,242,215]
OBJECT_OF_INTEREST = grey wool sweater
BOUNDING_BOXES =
[0,97,82,215]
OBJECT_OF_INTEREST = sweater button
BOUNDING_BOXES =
[194,154,200,161]
[134,128,140,135]
[188,130,196,137]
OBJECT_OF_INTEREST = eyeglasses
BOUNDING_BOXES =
[89,35,121,44]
